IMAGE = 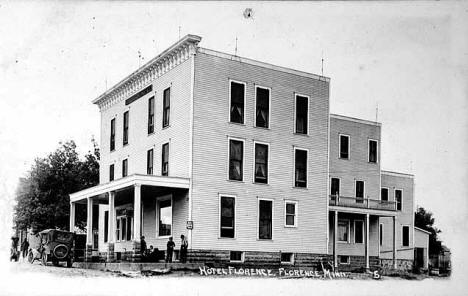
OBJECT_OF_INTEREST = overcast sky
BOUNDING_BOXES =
[1,1,467,276]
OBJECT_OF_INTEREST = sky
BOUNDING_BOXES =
[1,0,467,286]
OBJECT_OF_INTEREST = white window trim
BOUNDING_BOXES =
[293,146,309,188]
[280,252,295,265]
[379,223,384,247]
[122,109,130,147]
[395,188,403,211]
[162,86,171,129]
[218,194,237,239]
[339,255,350,265]
[156,194,173,239]
[293,93,310,135]
[254,85,271,129]
[229,251,244,263]
[331,177,341,196]
[402,225,410,247]
[227,136,245,182]
[354,220,364,244]
[337,219,350,243]
[368,139,379,163]
[284,200,298,228]
[355,180,366,200]
[252,140,270,184]
[381,187,389,201]
[228,79,247,124]
[338,134,350,159]
[161,141,170,176]
[257,197,274,240]
[147,148,154,175]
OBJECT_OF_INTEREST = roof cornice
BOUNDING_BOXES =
[93,34,201,109]
[330,113,381,127]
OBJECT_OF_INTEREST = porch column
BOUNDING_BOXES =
[69,202,75,232]
[365,213,370,270]
[132,184,142,261]
[393,216,397,269]
[107,191,115,262]
[334,211,338,268]
[86,197,93,261]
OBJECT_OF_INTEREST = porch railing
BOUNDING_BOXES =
[329,195,396,211]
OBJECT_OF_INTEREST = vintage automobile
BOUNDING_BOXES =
[28,229,75,267]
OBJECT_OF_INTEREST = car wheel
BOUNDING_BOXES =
[28,251,34,264]
[66,257,73,268]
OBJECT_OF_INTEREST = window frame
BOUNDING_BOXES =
[337,219,350,243]
[109,164,114,182]
[280,253,295,265]
[381,187,389,201]
[293,147,309,188]
[331,177,340,196]
[122,159,128,178]
[161,142,169,176]
[253,141,270,184]
[339,255,350,265]
[395,189,403,211]
[115,204,134,242]
[368,139,378,163]
[254,85,271,129]
[402,225,410,247]
[156,194,173,238]
[379,223,383,246]
[162,87,171,128]
[228,79,247,125]
[355,180,365,203]
[227,137,245,182]
[123,110,129,146]
[257,198,274,240]
[294,93,310,135]
[339,134,350,159]
[110,118,116,152]
[104,210,109,243]
[284,200,298,228]
[147,148,154,175]
[219,194,236,239]
[148,96,155,134]
[354,220,364,244]
[229,251,244,263]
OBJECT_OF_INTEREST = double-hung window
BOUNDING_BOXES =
[369,139,378,163]
[104,211,109,243]
[122,159,128,177]
[161,143,169,176]
[402,225,410,247]
[255,86,270,128]
[331,178,340,196]
[158,198,172,237]
[295,95,308,134]
[148,97,155,134]
[339,135,349,159]
[285,201,297,227]
[395,189,402,211]
[254,143,268,184]
[381,188,389,201]
[123,111,129,145]
[354,220,364,244]
[338,220,349,242]
[355,180,364,203]
[220,195,235,238]
[230,81,245,124]
[294,148,308,188]
[147,149,154,175]
[229,139,244,181]
[163,87,170,128]
[110,118,115,151]
[109,164,114,182]
[258,199,272,240]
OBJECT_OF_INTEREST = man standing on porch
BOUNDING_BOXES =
[166,237,175,263]
[180,235,188,263]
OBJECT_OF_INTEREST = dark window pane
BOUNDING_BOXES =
[109,164,114,182]
[295,149,307,187]
[148,97,154,134]
[295,96,308,134]
[123,111,129,145]
[340,135,349,159]
[355,221,363,243]
[395,190,402,211]
[230,251,243,261]
[380,224,383,246]
[381,188,388,201]
[110,118,115,151]
[331,178,340,196]
[122,217,127,241]
[220,196,235,238]
[369,140,377,163]
[256,87,269,128]
[229,140,243,181]
[116,219,120,241]
[122,159,128,177]
[356,181,364,202]
[104,211,109,243]
[163,87,170,128]
[147,149,154,175]
[162,143,169,176]
[259,200,272,239]
[402,226,409,247]
[254,144,268,183]
[338,220,348,242]
[126,217,132,241]
[230,82,245,124]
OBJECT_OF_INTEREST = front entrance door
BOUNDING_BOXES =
[414,247,424,268]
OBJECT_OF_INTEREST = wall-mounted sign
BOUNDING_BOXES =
[186,221,193,230]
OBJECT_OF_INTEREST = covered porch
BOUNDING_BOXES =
[69,174,190,262]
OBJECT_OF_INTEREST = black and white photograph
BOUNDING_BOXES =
[0,1,467,295]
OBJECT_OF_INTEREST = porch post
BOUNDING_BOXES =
[334,211,338,268]
[365,213,370,270]
[86,197,93,261]
[393,216,397,269]
[107,191,115,262]
[132,184,142,261]
[69,202,75,232]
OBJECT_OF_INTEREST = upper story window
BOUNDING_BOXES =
[229,139,244,181]
[294,148,308,188]
[220,195,235,238]
[285,201,297,227]
[381,188,389,201]
[295,94,308,134]
[163,87,170,128]
[123,111,129,145]
[369,139,378,163]
[395,189,402,211]
[331,178,340,196]
[258,199,273,240]
[122,159,128,177]
[110,118,115,151]
[161,143,169,176]
[254,143,268,184]
[147,148,154,175]
[230,81,245,124]
[255,86,270,128]
[109,164,114,182]
[339,134,349,159]
[148,97,155,134]
[355,180,364,203]
[402,225,410,247]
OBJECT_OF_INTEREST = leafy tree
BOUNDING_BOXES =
[415,206,443,256]
[13,140,99,232]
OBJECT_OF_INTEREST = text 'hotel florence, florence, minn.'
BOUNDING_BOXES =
[69,34,429,271]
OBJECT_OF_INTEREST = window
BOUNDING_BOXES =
[295,95,308,134]
[115,212,133,242]
[122,159,128,177]
[354,220,364,244]
[395,189,402,211]
[110,118,115,151]
[285,201,297,227]
[281,253,294,264]
[163,87,170,128]
[355,181,364,203]
[379,223,383,246]
[230,251,244,262]
[294,148,308,187]
[148,96,155,134]
[158,198,172,237]
[147,149,154,175]
[104,211,109,243]
[161,143,169,176]
[339,256,350,264]
[402,225,410,247]
[381,188,389,201]
[230,81,245,124]
[338,220,349,242]
[331,178,340,196]
[254,143,268,183]
[220,196,235,238]
[258,199,272,240]
[339,135,349,159]
[369,139,378,163]
[255,86,270,128]
[123,111,129,145]
[116,219,120,241]
[229,139,244,181]
[109,164,114,182]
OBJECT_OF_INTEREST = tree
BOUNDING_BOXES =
[13,140,99,232]
[415,206,443,256]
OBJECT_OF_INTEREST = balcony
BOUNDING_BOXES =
[329,195,396,211]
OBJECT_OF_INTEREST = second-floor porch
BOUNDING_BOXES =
[329,195,396,212]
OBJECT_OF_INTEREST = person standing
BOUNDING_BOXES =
[20,238,29,261]
[166,237,175,263]
[180,235,188,263]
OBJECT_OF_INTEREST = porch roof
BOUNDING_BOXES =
[69,174,190,203]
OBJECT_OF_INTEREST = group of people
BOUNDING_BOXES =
[140,234,188,263]
[10,237,29,262]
